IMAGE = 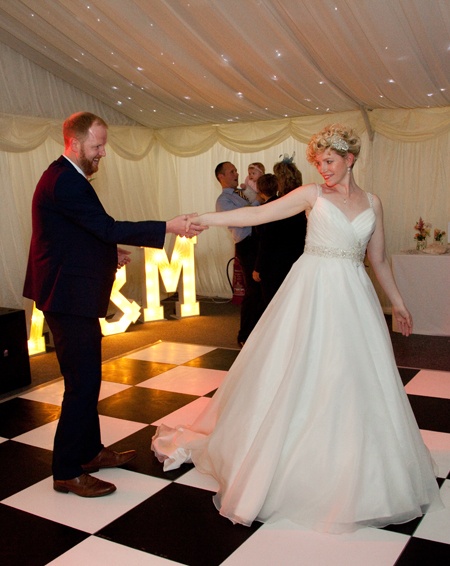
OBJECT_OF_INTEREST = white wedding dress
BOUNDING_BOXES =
[152,187,442,534]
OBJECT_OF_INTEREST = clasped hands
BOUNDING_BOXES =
[117,247,132,270]
[167,213,207,238]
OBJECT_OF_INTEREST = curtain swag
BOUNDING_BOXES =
[1,108,449,159]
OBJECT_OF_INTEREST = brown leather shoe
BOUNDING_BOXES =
[53,473,116,497]
[81,447,137,473]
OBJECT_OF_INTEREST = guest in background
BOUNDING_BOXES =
[215,161,263,347]
[23,111,204,498]
[239,162,265,203]
[253,173,307,308]
[273,153,303,195]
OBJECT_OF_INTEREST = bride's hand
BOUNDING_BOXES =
[392,305,413,336]
[186,213,208,232]
[184,213,209,238]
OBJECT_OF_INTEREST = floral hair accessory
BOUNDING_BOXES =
[279,152,295,163]
[328,135,349,152]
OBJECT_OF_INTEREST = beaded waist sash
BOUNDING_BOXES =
[304,243,365,266]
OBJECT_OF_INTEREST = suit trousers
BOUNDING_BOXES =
[44,312,104,480]
[235,235,263,343]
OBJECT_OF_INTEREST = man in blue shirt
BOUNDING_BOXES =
[215,162,263,346]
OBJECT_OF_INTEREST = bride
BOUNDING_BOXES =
[152,124,443,534]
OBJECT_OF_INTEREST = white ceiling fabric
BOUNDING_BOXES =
[0,0,448,129]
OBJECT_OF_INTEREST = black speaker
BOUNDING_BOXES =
[0,308,32,394]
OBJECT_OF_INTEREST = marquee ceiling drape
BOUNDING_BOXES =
[0,0,448,129]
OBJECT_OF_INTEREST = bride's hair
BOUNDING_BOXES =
[306,124,361,164]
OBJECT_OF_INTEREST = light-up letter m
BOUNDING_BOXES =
[143,235,199,321]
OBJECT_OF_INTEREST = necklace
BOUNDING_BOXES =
[343,190,352,204]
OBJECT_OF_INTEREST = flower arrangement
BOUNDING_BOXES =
[434,228,446,244]
[414,217,431,241]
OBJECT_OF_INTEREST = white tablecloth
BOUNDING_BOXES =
[392,250,450,336]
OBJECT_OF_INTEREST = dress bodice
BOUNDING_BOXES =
[304,187,376,266]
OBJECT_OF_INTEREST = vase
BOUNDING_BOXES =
[416,239,427,251]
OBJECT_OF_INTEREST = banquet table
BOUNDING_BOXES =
[391,249,450,336]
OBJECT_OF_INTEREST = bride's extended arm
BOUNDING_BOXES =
[194,183,315,228]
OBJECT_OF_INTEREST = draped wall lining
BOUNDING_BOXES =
[1,108,449,318]
[2,108,450,157]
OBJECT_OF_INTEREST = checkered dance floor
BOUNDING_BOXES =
[1,341,449,565]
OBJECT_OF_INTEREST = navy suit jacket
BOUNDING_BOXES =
[23,156,166,318]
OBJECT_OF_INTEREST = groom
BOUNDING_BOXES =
[23,111,204,497]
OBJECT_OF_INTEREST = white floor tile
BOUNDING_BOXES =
[97,415,149,447]
[413,479,450,544]
[20,379,65,405]
[13,415,148,451]
[222,519,410,566]
[12,419,58,450]
[151,396,211,427]
[137,365,226,395]
[19,379,131,406]
[126,341,215,365]
[2,468,170,533]
[47,535,178,565]
[421,429,450,478]
[98,381,132,401]
[405,370,450,399]
[174,466,219,492]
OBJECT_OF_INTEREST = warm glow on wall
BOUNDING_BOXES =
[100,265,141,336]
[28,236,200,351]
[27,303,46,355]
[143,235,199,321]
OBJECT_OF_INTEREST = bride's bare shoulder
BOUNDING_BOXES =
[296,182,320,203]
[291,182,319,196]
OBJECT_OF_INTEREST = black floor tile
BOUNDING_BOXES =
[382,515,424,537]
[397,367,421,386]
[102,358,177,385]
[0,441,52,500]
[394,536,450,565]
[97,482,262,566]
[184,348,240,370]
[0,398,60,438]
[0,504,89,566]
[408,395,450,433]
[97,386,199,424]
